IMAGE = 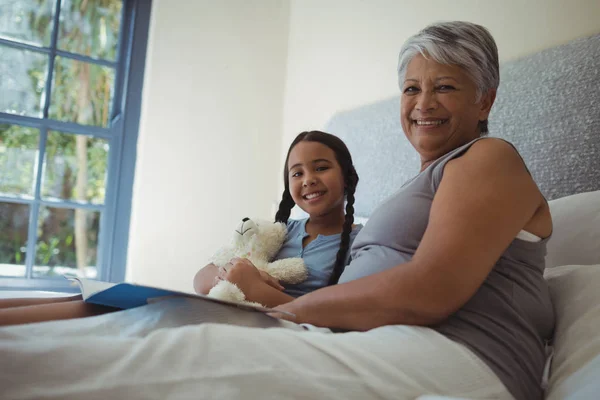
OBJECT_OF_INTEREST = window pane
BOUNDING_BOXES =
[33,206,99,278]
[58,0,123,60]
[48,56,114,127]
[0,0,55,47]
[0,46,48,117]
[0,124,40,198]
[42,131,109,204]
[0,202,30,277]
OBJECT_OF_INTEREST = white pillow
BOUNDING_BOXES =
[353,216,369,225]
[544,264,600,400]
[546,190,600,269]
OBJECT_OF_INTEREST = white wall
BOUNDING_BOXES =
[126,0,600,291]
[126,0,290,290]
[281,0,600,149]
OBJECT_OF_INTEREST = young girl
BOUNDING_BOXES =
[193,130,362,308]
[0,131,361,326]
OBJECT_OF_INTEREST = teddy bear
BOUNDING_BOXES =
[207,217,307,306]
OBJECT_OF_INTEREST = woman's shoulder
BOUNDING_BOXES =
[441,137,545,213]
[465,137,521,159]
[447,137,527,174]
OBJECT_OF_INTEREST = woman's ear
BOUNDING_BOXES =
[478,88,497,121]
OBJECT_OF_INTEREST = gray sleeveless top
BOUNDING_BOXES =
[339,138,555,400]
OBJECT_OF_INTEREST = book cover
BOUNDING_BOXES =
[69,278,293,316]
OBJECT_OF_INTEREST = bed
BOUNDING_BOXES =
[1,33,599,400]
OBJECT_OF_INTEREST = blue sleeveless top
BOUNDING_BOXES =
[339,138,554,400]
[275,218,362,297]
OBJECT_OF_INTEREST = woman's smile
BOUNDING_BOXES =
[412,118,449,128]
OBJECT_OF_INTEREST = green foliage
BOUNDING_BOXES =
[0,0,122,273]
[36,236,60,265]
[0,202,28,265]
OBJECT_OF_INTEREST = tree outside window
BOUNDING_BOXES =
[0,0,136,285]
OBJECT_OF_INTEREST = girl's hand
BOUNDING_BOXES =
[193,263,220,294]
[258,270,285,291]
[219,258,284,293]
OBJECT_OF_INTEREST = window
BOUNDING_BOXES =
[0,0,151,291]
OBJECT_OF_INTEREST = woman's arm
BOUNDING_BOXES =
[274,139,547,331]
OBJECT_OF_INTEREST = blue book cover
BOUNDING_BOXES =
[69,278,292,316]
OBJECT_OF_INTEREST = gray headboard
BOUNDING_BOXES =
[325,33,600,218]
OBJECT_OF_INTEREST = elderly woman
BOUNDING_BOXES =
[0,21,552,400]
[271,21,554,400]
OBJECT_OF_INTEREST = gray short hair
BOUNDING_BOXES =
[397,21,499,134]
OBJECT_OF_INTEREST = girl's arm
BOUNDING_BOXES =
[194,260,293,307]
[243,281,295,308]
[220,258,295,308]
[274,140,547,331]
[0,300,118,327]
[193,264,219,294]
[0,294,82,309]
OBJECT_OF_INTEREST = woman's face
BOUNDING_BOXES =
[400,54,495,169]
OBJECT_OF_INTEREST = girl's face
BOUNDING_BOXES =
[287,141,346,218]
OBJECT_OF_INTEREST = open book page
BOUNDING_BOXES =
[67,278,295,317]
[169,291,293,316]
[146,287,295,316]
[69,278,117,300]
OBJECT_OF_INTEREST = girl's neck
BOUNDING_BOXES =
[305,209,346,236]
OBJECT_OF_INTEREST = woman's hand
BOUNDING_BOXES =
[270,300,305,323]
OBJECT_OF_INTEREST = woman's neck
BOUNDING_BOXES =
[306,209,346,236]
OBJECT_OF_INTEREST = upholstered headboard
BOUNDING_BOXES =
[325,33,600,219]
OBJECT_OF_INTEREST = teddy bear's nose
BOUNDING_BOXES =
[242,217,249,222]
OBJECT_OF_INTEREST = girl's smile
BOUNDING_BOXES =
[302,190,326,202]
[287,141,345,219]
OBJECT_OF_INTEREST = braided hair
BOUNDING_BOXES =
[275,131,359,285]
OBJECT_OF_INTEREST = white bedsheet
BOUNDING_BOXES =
[0,298,510,400]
